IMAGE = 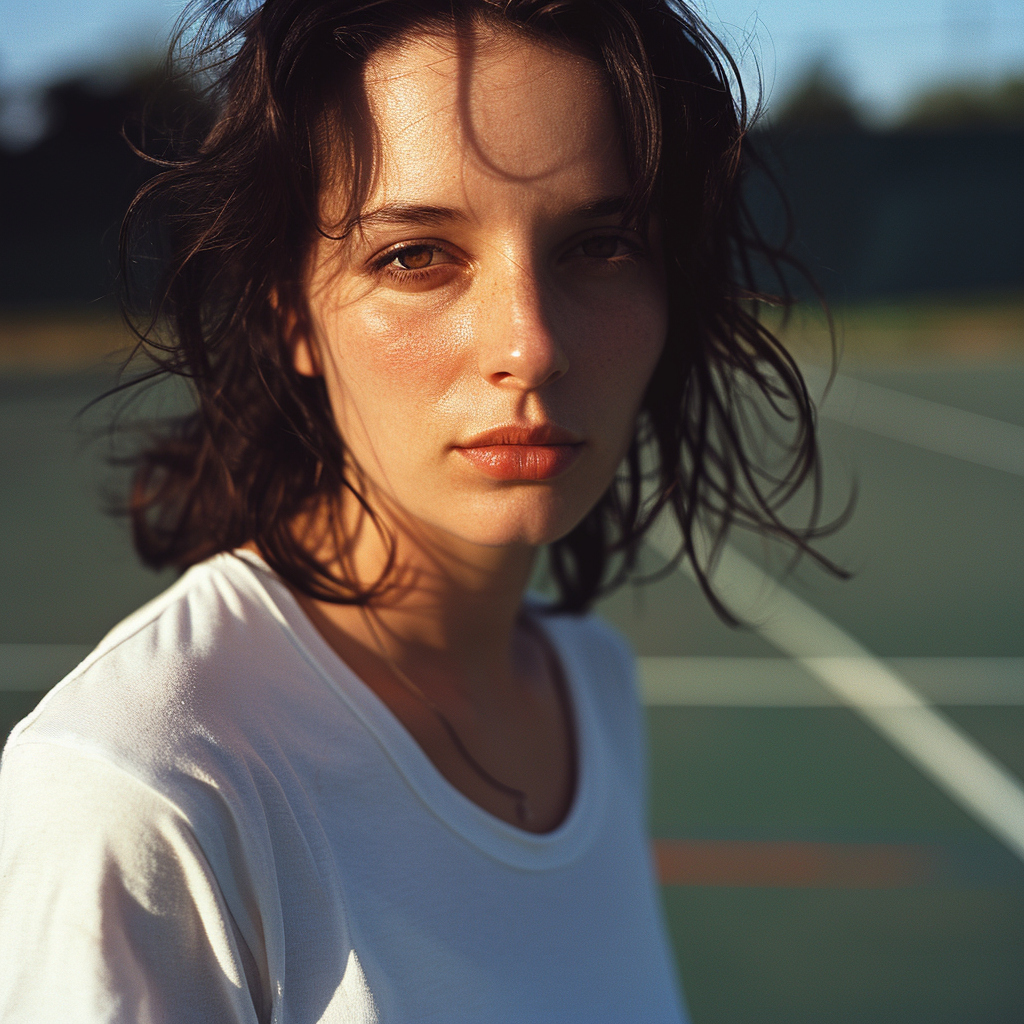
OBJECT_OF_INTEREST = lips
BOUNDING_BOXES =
[454,424,584,481]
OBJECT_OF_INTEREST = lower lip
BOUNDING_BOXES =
[456,444,582,481]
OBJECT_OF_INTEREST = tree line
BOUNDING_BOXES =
[0,60,1021,309]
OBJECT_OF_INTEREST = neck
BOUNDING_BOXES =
[286,484,542,693]
[279,483,576,835]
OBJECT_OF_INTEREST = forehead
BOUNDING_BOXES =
[356,25,626,210]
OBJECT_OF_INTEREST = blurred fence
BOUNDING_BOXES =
[749,128,1024,301]
[1,72,1022,310]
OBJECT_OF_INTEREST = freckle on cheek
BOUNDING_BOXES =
[349,319,460,390]
[362,335,442,385]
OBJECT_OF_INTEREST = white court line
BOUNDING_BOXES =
[5,645,1019,705]
[639,657,1024,707]
[801,364,1024,477]
[0,644,91,691]
[648,522,1024,863]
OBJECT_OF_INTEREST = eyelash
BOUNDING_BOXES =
[572,235,641,261]
[371,243,456,280]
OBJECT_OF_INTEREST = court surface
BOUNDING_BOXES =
[2,361,1022,1022]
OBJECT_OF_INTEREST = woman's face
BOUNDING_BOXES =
[299,26,667,551]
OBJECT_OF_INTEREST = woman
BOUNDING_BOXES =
[0,1,836,1020]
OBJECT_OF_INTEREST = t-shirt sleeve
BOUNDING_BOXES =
[0,740,266,1024]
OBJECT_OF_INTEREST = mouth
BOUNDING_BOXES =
[454,424,584,481]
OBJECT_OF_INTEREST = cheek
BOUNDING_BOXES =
[579,289,667,397]
[323,303,465,412]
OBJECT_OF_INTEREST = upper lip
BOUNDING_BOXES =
[457,423,583,447]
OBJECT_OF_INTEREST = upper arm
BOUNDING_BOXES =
[0,741,266,1024]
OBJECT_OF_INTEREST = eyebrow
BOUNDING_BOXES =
[572,194,631,219]
[351,194,632,232]
[351,203,469,231]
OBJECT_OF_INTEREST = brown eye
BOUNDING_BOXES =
[394,246,435,270]
[580,236,622,259]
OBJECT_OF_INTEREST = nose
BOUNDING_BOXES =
[476,263,569,391]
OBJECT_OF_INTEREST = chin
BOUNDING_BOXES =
[433,486,598,550]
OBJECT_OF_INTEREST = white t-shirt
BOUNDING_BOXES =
[0,551,686,1023]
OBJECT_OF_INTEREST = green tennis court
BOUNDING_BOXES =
[2,355,1022,1022]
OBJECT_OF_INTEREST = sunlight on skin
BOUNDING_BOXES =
[287,24,668,831]
[298,26,665,554]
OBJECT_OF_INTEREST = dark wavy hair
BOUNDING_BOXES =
[119,0,846,618]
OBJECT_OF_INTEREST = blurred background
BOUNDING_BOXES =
[1,1,1022,1021]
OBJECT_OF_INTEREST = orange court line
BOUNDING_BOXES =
[652,839,940,888]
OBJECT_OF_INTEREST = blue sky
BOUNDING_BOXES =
[2,0,1023,121]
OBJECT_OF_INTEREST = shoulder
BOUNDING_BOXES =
[532,605,647,780]
[0,554,357,1018]
[2,552,315,809]
[534,605,637,695]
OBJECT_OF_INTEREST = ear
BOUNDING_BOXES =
[292,332,322,377]
[272,288,322,377]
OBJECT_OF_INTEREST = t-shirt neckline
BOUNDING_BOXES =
[225,549,606,871]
